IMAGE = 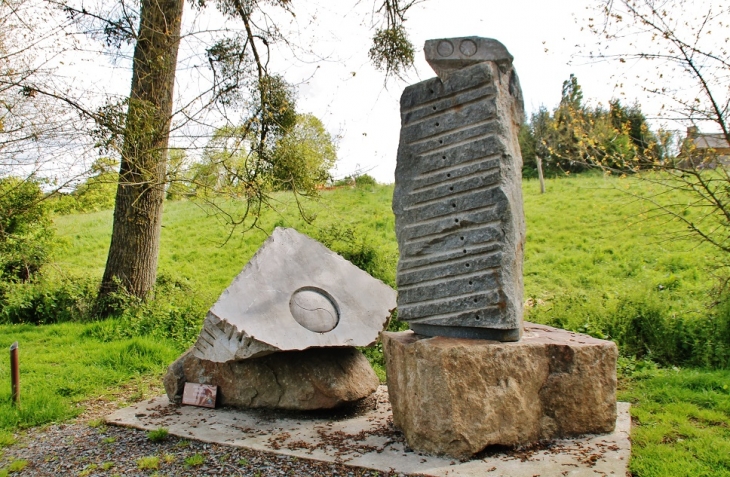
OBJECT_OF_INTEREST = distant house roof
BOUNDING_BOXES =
[687,127,730,151]
[693,133,730,150]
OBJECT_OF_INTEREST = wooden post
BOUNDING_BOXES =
[536,156,546,194]
[10,341,19,406]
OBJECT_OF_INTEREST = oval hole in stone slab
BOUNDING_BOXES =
[289,287,340,333]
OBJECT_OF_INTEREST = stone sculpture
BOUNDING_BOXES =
[393,36,526,341]
[192,227,397,362]
[165,347,378,410]
[164,227,396,410]
[384,37,619,458]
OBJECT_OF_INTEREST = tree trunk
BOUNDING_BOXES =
[99,0,184,303]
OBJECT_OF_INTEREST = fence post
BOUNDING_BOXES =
[536,156,546,194]
[10,342,19,406]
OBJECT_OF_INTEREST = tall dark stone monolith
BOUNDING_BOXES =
[393,37,526,341]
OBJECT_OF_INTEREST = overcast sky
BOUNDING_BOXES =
[265,0,642,183]
[63,0,689,184]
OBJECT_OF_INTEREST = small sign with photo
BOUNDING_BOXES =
[182,383,217,409]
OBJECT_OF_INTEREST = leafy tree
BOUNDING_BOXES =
[0,177,54,281]
[2,0,423,305]
[72,157,119,212]
[520,75,663,175]
[185,111,336,204]
[64,0,421,303]
[271,114,337,193]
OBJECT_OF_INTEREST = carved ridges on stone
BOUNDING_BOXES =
[193,312,278,362]
[400,66,494,111]
[393,58,524,338]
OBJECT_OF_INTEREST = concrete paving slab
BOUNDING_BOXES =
[106,386,630,477]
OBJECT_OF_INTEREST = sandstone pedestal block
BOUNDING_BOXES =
[382,323,618,458]
[165,347,379,411]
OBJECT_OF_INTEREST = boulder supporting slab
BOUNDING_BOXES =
[382,323,618,458]
[164,347,379,411]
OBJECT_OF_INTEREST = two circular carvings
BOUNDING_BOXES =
[437,39,478,58]
[289,287,339,333]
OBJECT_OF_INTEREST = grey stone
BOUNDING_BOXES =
[392,38,525,341]
[165,347,379,410]
[110,389,631,477]
[193,227,396,363]
[382,323,618,458]
[425,37,513,81]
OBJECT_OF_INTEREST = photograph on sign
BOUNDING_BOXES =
[182,382,217,408]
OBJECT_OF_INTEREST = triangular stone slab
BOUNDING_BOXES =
[193,227,397,363]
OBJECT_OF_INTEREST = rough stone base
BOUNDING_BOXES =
[382,323,618,458]
[164,347,379,411]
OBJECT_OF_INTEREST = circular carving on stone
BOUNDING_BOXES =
[437,40,454,57]
[459,39,478,57]
[289,287,340,333]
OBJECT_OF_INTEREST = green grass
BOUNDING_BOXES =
[0,323,181,435]
[618,364,730,476]
[136,455,160,470]
[184,453,204,468]
[0,176,728,476]
[147,428,169,442]
[523,174,716,312]
[52,185,398,295]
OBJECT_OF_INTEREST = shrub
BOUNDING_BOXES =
[314,224,392,285]
[50,157,118,214]
[354,173,377,188]
[528,289,730,369]
[83,272,207,349]
[0,177,55,281]
[0,276,97,324]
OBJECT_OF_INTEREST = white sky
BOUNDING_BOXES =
[265,0,636,183]
[52,0,693,184]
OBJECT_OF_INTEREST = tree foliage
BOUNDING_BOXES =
[271,113,337,193]
[0,177,54,281]
[519,74,664,176]
[181,111,336,202]
[52,157,120,213]
[2,0,424,302]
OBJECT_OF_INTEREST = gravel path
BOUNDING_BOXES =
[0,382,409,477]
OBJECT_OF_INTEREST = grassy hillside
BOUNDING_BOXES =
[53,185,398,296]
[1,175,729,476]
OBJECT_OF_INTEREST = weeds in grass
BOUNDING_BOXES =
[136,455,160,470]
[0,432,15,448]
[147,428,169,442]
[87,418,105,429]
[184,453,204,468]
[1,459,28,474]
[78,463,97,476]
